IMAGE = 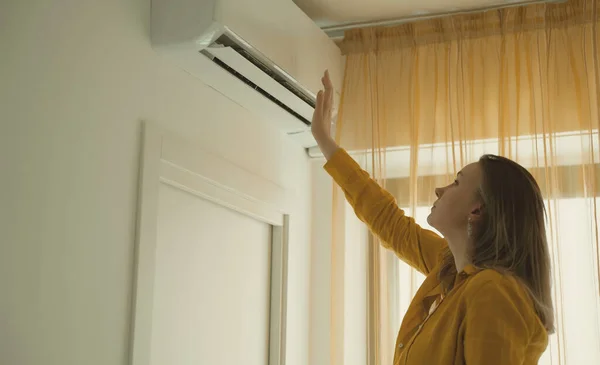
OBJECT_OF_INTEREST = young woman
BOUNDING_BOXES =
[313,71,553,365]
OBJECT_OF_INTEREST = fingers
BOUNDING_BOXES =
[313,70,334,127]
[321,71,333,121]
[323,70,333,90]
[313,90,324,122]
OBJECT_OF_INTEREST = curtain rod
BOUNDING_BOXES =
[322,0,567,39]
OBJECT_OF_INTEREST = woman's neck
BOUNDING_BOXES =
[454,255,471,273]
[446,236,471,273]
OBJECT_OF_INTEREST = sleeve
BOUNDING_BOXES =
[464,278,533,365]
[323,148,446,275]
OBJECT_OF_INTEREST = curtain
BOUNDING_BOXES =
[331,1,600,364]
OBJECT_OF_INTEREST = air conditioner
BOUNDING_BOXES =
[151,0,343,148]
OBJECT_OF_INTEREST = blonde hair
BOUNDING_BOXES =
[438,154,555,333]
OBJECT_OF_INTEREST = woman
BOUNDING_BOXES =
[313,71,553,365]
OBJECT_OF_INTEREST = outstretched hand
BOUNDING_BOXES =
[311,70,339,160]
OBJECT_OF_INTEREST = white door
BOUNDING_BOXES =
[149,182,272,365]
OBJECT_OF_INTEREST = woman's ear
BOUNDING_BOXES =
[469,204,483,222]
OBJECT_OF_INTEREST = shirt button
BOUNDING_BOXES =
[398,343,404,349]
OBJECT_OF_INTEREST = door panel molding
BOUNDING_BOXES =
[130,122,289,365]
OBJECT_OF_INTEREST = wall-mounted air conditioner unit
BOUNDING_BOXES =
[151,0,343,148]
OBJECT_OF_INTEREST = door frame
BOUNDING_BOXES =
[130,122,289,365]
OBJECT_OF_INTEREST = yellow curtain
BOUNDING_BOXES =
[332,1,600,364]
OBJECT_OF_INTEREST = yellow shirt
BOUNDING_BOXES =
[324,148,548,365]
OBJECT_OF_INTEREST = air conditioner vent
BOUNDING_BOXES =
[211,34,316,109]
[205,51,312,127]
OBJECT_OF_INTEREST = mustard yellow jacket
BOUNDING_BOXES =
[324,149,548,365]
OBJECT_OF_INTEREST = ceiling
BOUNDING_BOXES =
[292,0,545,29]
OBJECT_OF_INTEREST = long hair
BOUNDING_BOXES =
[437,154,555,333]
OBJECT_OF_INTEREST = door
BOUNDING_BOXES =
[149,182,272,365]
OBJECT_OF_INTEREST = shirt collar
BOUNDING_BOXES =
[461,264,479,275]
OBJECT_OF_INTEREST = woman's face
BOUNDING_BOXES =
[427,162,483,243]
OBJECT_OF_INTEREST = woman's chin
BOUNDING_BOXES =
[426,212,434,226]
[427,211,441,230]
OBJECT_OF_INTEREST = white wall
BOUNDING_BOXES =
[309,160,334,364]
[0,1,311,365]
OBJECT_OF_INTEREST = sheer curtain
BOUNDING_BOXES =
[331,1,600,364]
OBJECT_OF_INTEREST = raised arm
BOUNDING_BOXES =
[324,149,445,274]
[311,70,446,275]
